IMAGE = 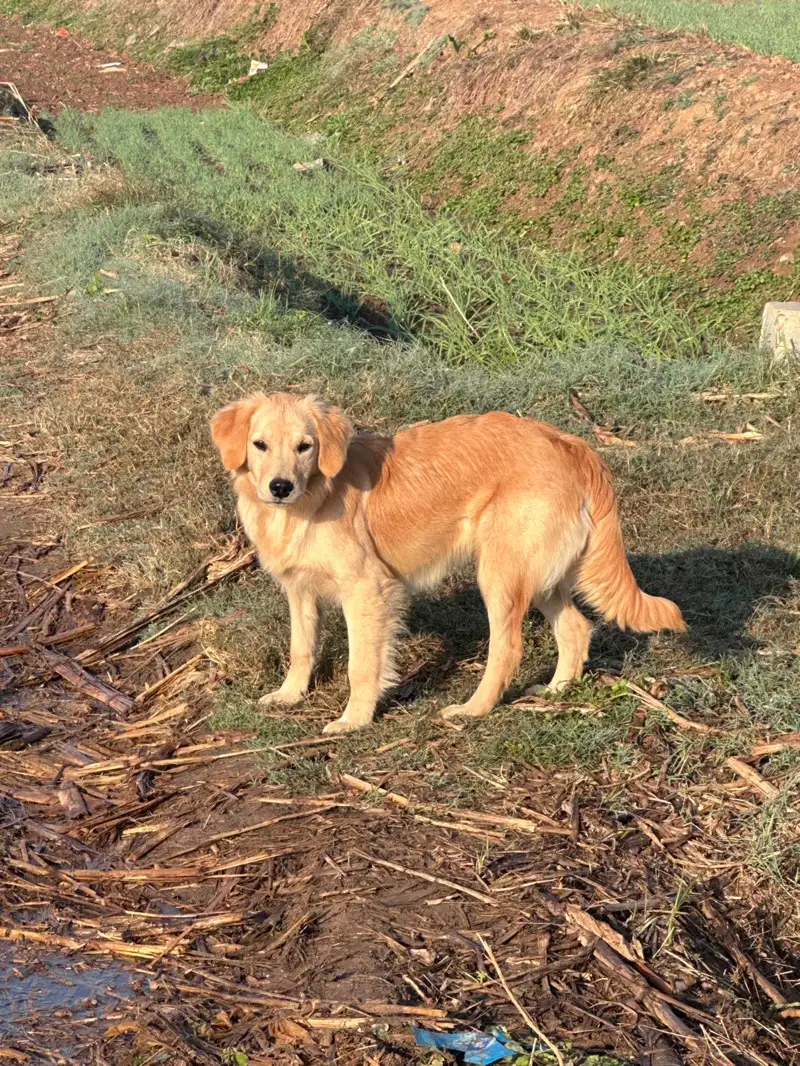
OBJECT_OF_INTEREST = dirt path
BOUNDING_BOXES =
[0,15,218,114]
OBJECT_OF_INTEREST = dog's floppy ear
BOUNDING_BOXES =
[210,396,259,471]
[306,395,354,479]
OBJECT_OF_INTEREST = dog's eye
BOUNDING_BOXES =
[252,439,268,452]
[297,441,312,453]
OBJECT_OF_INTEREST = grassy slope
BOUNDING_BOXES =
[4,1,800,340]
[54,107,705,360]
[162,22,800,341]
[3,127,799,882]
[580,0,800,63]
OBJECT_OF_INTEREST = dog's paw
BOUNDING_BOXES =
[258,687,305,707]
[322,716,362,735]
[441,703,489,721]
[525,680,569,698]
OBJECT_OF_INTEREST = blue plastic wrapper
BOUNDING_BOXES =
[411,1026,524,1064]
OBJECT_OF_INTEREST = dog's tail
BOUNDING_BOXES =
[574,452,686,634]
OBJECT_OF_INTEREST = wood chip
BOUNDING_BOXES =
[339,772,571,835]
[38,647,136,715]
[0,622,97,658]
[701,899,787,1007]
[725,757,780,801]
[624,680,717,734]
[751,731,800,757]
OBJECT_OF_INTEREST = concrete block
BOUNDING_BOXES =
[760,302,800,363]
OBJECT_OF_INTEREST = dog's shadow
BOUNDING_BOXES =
[401,543,799,695]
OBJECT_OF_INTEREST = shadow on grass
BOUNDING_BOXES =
[183,213,406,341]
[394,544,799,700]
[629,543,799,658]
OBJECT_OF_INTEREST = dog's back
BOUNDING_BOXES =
[361,412,684,634]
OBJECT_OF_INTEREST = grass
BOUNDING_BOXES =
[158,32,800,337]
[4,0,800,342]
[581,1,800,64]
[3,124,800,845]
[1,38,800,896]
[49,106,715,361]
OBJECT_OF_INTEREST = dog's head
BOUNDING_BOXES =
[210,392,354,507]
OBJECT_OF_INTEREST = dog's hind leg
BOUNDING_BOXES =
[534,581,592,692]
[442,555,532,721]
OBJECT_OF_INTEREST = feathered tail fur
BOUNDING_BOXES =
[575,452,686,633]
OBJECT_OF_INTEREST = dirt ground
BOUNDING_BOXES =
[2,19,800,1066]
[3,498,799,1066]
[3,219,800,1066]
[0,15,218,113]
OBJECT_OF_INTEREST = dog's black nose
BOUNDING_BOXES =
[269,478,294,500]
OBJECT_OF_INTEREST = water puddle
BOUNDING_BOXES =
[0,943,137,1037]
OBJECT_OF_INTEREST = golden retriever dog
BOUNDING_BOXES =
[211,392,685,734]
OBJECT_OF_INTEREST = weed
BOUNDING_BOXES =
[167,36,250,92]
[663,218,704,261]
[405,5,429,28]
[556,163,589,208]
[611,27,649,53]
[229,47,324,112]
[618,162,683,210]
[613,123,641,145]
[471,29,498,54]
[714,91,730,121]
[556,8,584,33]
[382,0,429,25]
[591,54,657,98]
[663,89,696,111]
[516,26,544,43]
[413,116,533,220]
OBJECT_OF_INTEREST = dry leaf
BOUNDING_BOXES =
[706,429,762,443]
[593,427,638,447]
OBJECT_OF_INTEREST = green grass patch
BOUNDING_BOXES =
[580,0,800,64]
[411,117,583,229]
[51,105,713,360]
[167,35,252,92]
[591,53,661,96]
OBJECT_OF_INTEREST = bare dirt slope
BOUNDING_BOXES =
[0,16,217,113]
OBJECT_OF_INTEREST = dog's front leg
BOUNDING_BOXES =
[259,583,320,707]
[323,577,403,734]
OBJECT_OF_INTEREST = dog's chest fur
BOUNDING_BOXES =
[234,475,354,598]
